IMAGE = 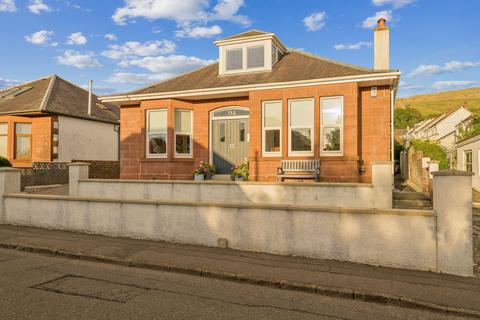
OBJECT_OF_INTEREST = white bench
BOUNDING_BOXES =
[277,160,320,182]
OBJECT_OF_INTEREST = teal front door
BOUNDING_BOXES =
[212,118,249,174]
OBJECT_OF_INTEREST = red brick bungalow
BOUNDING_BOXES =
[102,19,400,183]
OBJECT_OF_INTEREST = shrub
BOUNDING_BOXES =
[410,140,448,169]
[457,112,480,142]
[0,156,12,167]
[394,108,423,129]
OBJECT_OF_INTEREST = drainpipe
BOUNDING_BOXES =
[391,81,397,179]
[88,80,93,116]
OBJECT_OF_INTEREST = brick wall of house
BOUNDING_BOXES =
[119,83,392,182]
[0,115,52,167]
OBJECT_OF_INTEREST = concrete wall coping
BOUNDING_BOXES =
[4,193,435,217]
[371,161,393,165]
[432,169,473,177]
[0,167,21,172]
[78,179,374,188]
[67,162,91,167]
[429,160,440,164]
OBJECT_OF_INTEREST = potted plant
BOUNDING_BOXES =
[193,165,206,181]
[200,161,216,180]
[231,162,249,181]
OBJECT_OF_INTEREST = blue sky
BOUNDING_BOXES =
[0,0,479,97]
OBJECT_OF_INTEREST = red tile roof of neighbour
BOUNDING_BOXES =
[0,75,119,124]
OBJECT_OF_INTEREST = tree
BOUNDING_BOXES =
[394,108,423,129]
[457,112,480,142]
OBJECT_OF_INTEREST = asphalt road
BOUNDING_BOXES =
[0,248,471,320]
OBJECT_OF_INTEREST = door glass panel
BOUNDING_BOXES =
[219,123,225,142]
[239,122,246,142]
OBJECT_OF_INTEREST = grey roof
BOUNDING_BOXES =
[0,75,119,124]
[124,50,390,96]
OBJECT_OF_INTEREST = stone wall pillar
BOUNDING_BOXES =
[68,163,90,196]
[0,168,21,222]
[372,161,393,209]
[433,170,473,276]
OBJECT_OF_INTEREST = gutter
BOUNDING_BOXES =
[100,72,401,103]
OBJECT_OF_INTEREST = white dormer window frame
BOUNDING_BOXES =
[217,35,287,76]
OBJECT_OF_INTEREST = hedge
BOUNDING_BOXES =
[410,140,448,170]
[0,156,12,167]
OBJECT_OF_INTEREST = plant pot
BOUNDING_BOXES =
[234,176,245,181]
[194,174,205,181]
[205,171,213,180]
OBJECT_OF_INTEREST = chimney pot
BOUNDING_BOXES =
[377,18,387,28]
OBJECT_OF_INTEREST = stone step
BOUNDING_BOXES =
[394,205,433,211]
[211,174,231,181]
[393,191,430,201]
[393,199,432,208]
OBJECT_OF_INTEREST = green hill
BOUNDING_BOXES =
[396,87,480,117]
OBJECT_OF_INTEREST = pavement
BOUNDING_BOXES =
[0,224,479,318]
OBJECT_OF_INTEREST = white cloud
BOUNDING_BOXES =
[0,77,22,89]
[104,33,117,41]
[176,25,222,38]
[112,0,250,26]
[399,81,424,90]
[102,40,176,60]
[25,30,54,45]
[0,0,15,12]
[372,0,415,8]
[334,41,373,50]
[66,32,87,45]
[303,11,326,32]
[431,81,478,91]
[212,0,250,25]
[56,50,102,69]
[362,10,393,29]
[105,72,171,84]
[28,0,51,14]
[409,61,480,77]
[119,54,214,74]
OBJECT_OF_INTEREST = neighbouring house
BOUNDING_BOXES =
[0,75,119,167]
[404,106,472,153]
[456,133,480,190]
[102,19,400,182]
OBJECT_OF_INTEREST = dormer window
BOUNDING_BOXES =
[247,46,265,68]
[226,48,243,71]
[215,30,287,76]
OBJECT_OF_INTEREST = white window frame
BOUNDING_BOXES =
[465,150,473,172]
[262,100,282,157]
[174,109,193,158]
[146,109,168,158]
[320,96,344,156]
[288,98,314,157]
[0,122,7,158]
[220,40,271,75]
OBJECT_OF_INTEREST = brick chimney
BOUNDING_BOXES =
[374,18,390,71]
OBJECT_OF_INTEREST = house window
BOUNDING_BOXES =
[262,101,282,156]
[175,109,193,156]
[288,98,314,156]
[15,123,31,159]
[146,109,167,157]
[0,123,7,158]
[247,46,265,68]
[321,97,343,155]
[465,150,473,172]
[271,46,278,64]
[226,48,243,71]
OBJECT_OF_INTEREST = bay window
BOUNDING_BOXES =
[321,96,343,155]
[262,101,282,156]
[15,123,31,159]
[175,109,193,157]
[288,99,314,156]
[146,109,167,157]
[0,123,7,158]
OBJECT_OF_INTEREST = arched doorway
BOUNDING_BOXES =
[210,107,250,174]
